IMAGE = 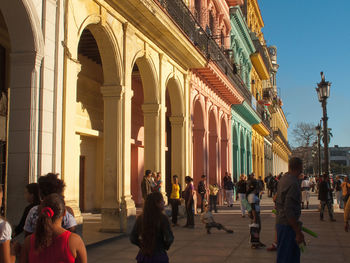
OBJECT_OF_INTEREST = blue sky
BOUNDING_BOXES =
[259,1,350,147]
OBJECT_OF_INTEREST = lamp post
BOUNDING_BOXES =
[315,72,331,177]
[315,122,322,178]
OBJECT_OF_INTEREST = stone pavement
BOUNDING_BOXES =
[87,194,350,263]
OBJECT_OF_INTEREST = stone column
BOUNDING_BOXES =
[62,57,82,222]
[142,103,161,172]
[169,116,185,180]
[100,85,123,232]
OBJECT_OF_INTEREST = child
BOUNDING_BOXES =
[200,204,233,234]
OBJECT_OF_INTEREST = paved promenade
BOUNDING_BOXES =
[87,194,350,263]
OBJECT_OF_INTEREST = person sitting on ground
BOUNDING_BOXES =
[14,183,40,237]
[200,203,233,234]
[20,193,87,263]
[24,173,77,236]
[209,183,220,213]
[130,192,174,263]
[0,185,16,263]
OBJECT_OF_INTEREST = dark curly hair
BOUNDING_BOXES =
[38,173,65,199]
[35,193,66,249]
[26,183,40,205]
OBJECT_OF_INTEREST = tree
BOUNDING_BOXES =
[291,122,317,147]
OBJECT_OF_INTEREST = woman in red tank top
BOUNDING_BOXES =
[20,194,87,263]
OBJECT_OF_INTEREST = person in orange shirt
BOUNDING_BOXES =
[341,177,350,204]
[344,197,350,232]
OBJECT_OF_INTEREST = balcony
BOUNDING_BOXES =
[257,103,271,135]
[156,0,252,105]
[273,128,291,151]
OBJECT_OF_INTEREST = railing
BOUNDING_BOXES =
[251,34,272,74]
[156,0,252,105]
[273,128,291,150]
[257,103,272,134]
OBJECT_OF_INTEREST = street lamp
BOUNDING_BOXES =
[315,72,331,177]
[315,122,322,178]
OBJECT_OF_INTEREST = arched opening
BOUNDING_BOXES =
[240,132,245,175]
[0,11,9,209]
[247,137,251,175]
[76,28,104,213]
[232,126,239,180]
[130,56,158,206]
[165,78,184,197]
[220,118,228,179]
[193,99,205,187]
[208,110,217,185]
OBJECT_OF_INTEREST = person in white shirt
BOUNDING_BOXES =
[301,175,311,209]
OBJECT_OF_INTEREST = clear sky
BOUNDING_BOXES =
[259,1,350,147]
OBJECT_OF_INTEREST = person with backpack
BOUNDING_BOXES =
[197,175,207,213]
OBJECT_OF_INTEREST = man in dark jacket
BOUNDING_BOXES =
[198,175,207,213]
[318,174,336,222]
[141,170,153,200]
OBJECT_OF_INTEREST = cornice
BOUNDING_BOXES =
[232,101,260,126]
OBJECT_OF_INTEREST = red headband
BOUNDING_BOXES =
[41,207,54,218]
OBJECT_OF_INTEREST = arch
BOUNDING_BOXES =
[166,77,184,117]
[165,76,185,196]
[220,116,228,179]
[0,0,44,222]
[208,109,218,184]
[193,99,205,187]
[132,55,158,104]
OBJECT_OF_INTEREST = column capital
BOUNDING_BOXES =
[101,85,124,98]
[169,116,185,126]
[142,103,160,116]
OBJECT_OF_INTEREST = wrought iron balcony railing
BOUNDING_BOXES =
[257,103,271,134]
[251,33,272,74]
[273,128,291,150]
[156,0,252,105]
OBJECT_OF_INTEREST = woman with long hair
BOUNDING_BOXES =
[0,185,15,263]
[14,183,40,237]
[20,193,87,263]
[130,191,174,263]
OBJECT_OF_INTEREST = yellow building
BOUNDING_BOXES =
[62,0,207,232]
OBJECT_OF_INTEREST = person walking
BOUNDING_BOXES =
[130,192,174,263]
[197,175,207,213]
[334,175,343,209]
[341,177,350,205]
[141,170,153,201]
[184,176,195,228]
[21,193,87,263]
[318,174,336,222]
[265,173,273,197]
[224,175,234,207]
[236,174,247,217]
[301,175,311,209]
[275,157,305,263]
[209,183,219,213]
[169,175,181,227]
